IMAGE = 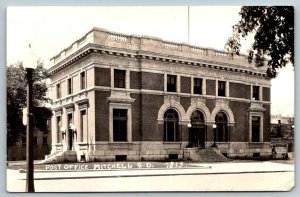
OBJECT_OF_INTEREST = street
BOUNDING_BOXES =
[7,161,294,192]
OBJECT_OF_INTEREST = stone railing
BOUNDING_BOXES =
[191,47,206,54]
[163,42,181,50]
[50,27,267,70]
[108,33,128,42]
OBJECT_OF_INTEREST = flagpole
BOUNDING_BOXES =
[188,6,190,44]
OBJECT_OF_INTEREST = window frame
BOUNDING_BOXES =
[67,77,73,95]
[218,81,226,97]
[193,78,203,95]
[164,109,179,142]
[252,86,260,100]
[215,112,228,142]
[114,69,126,89]
[80,72,86,90]
[113,109,128,142]
[167,75,177,92]
[56,83,61,99]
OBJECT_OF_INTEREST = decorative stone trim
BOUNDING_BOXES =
[210,99,235,124]
[186,97,211,123]
[249,102,266,112]
[157,95,186,123]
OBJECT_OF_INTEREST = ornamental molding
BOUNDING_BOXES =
[157,95,185,123]
[211,99,235,124]
[215,99,229,109]
[186,97,210,123]
[164,95,180,106]
[249,102,266,112]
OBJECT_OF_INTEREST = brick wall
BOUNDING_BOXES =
[141,72,164,91]
[130,71,142,90]
[263,87,271,101]
[141,94,164,140]
[229,82,250,99]
[131,93,142,141]
[206,79,216,96]
[229,101,250,142]
[95,91,110,141]
[95,67,111,87]
[180,76,191,93]
[263,104,271,141]
[180,97,190,111]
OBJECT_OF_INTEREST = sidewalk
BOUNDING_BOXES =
[13,160,294,180]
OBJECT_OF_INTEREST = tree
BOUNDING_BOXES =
[7,62,52,146]
[225,6,294,78]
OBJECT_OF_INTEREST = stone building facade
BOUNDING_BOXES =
[47,27,272,162]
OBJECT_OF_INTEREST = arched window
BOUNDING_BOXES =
[164,109,179,141]
[215,112,228,142]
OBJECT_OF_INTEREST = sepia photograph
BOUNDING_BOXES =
[6,4,295,192]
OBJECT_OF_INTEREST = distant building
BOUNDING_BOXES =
[270,114,294,138]
[7,129,51,161]
[47,27,272,162]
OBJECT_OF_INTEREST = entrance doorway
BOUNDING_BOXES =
[67,113,73,150]
[190,110,206,148]
[68,128,73,150]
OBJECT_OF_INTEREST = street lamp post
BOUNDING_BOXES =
[24,45,37,192]
[187,123,192,148]
[212,124,217,148]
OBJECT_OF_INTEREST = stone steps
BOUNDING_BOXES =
[184,148,230,162]
[42,151,77,164]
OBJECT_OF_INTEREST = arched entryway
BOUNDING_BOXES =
[215,112,228,142]
[190,110,206,148]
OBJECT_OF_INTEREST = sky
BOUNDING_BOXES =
[6,6,294,116]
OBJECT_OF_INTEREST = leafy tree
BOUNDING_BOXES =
[7,62,52,146]
[225,6,294,78]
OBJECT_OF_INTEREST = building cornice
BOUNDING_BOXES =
[48,44,269,79]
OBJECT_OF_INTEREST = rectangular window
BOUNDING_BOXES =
[113,109,127,141]
[253,86,260,100]
[33,137,38,145]
[43,137,47,145]
[114,69,126,88]
[80,110,87,142]
[81,72,86,90]
[56,83,61,99]
[167,75,177,92]
[67,78,72,95]
[56,116,61,143]
[67,113,73,129]
[252,116,260,142]
[194,78,202,94]
[218,81,226,97]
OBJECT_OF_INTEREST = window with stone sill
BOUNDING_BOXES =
[80,72,86,90]
[215,112,228,142]
[114,69,126,88]
[252,86,260,100]
[56,116,62,143]
[113,109,127,141]
[167,75,177,92]
[56,83,61,99]
[218,81,226,97]
[67,78,72,95]
[194,78,202,95]
[164,109,179,142]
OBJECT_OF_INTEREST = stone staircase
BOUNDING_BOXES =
[41,151,77,164]
[184,147,230,162]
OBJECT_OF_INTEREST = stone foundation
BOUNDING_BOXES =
[50,141,272,162]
